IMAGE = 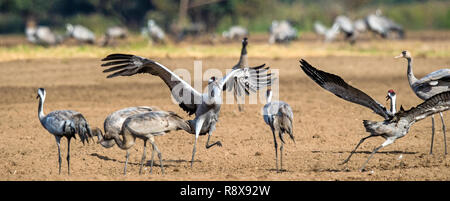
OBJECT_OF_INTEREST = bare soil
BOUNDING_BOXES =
[1,53,450,181]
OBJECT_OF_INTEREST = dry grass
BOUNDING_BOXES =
[0,31,449,62]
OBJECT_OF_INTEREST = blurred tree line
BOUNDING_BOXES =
[0,0,449,34]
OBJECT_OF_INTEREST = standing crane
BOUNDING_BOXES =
[66,24,96,44]
[222,26,248,40]
[396,50,450,154]
[93,106,159,148]
[104,110,192,175]
[101,26,128,46]
[269,20,297,44]
[100,53,274,167]
[26,22,63,46]
[365,10,404,39]
[262,89,294,172]
[36,88,94,174]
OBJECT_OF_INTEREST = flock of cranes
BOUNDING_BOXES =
[314,9,404,44]
[36,35,449,175]
[25,9,405,48]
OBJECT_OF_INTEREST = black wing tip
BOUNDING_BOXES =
[101,53,134,61]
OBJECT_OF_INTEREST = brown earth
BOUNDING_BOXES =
[1,51,450,181]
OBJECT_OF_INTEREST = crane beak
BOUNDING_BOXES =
[394,54,403,59]
[36,95,39,99]
[386,95,390,101]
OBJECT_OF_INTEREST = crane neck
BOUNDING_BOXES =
[406,57,418,86]
[266,91,273,103]
[113,128,135,150]
[237,43,248,68]
[38,96,45,122]
[390,95,397,114]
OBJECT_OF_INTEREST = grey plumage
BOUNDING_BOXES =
[300,59,392,119]
[222,26,248,40]
[36,88,94,174]
[225,37,249,111]
[365,10,404,39]
[314,15,356,43]
[26,25,63,46]
[269,20,297,44]
[93,106,160,148]
[298,60,449,171]
[101,26,128,46]
[396,50,450,154]
[66,24,96,44]
[100,53,274,167]
[262,89,294,172]
[359,91,450,171]
[146,19,165,43]
[107,110,192,175]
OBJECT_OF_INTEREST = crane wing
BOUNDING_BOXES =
[417,69,450,86]
[396,91,450,123]
[299,59,392,119]
[221,64,274,96]
[70,113,94,145]
[101,54,202,115]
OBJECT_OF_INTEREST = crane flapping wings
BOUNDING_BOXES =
[101,54,202,115]
[299,59,392,119]
[395,91,450,123]
[221,64,274,96]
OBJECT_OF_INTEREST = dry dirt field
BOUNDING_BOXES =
[1,33,450,181]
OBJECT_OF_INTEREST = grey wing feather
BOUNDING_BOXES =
[398,91,450,123]
[70,113,93,144]
[299,59,391,119]
[417,69,450,86]
[278,102,294,142]
[101,54,201,115]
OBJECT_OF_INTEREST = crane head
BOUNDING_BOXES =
[386,89,396,101]
[242,37,248,46]
[37,88,46,99]
[395,50,411,59]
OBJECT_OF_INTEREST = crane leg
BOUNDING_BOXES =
[55,136,62,175]
[150,144,155,174]
[123,150,129,175]
[439,112,447,155]
[150,138,164,175]
[271,129,279,173]
[191,117,205,168]
[430,115,436,154]
[206,131,222,149]
[360,138,395,172]
[280,142,284,172]
[341,135,374,165]
[67,137,71,175]
[139,139,147,175]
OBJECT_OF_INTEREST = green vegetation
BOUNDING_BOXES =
[0,0,449,35]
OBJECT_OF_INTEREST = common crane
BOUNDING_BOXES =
[262,89,294,172]
[101,110,191,175]
[222,26,248,40]
[100,54,274,167]
[36,88,94,174]
[396,50,450,154]
[66,24,96,44]
[26,23,63,46]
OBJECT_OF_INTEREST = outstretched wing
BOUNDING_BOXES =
[221,64,274,96]
[398,91,450,123]
[101,54,202,115]
[70,113,94,145]
[299,59,391,119]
